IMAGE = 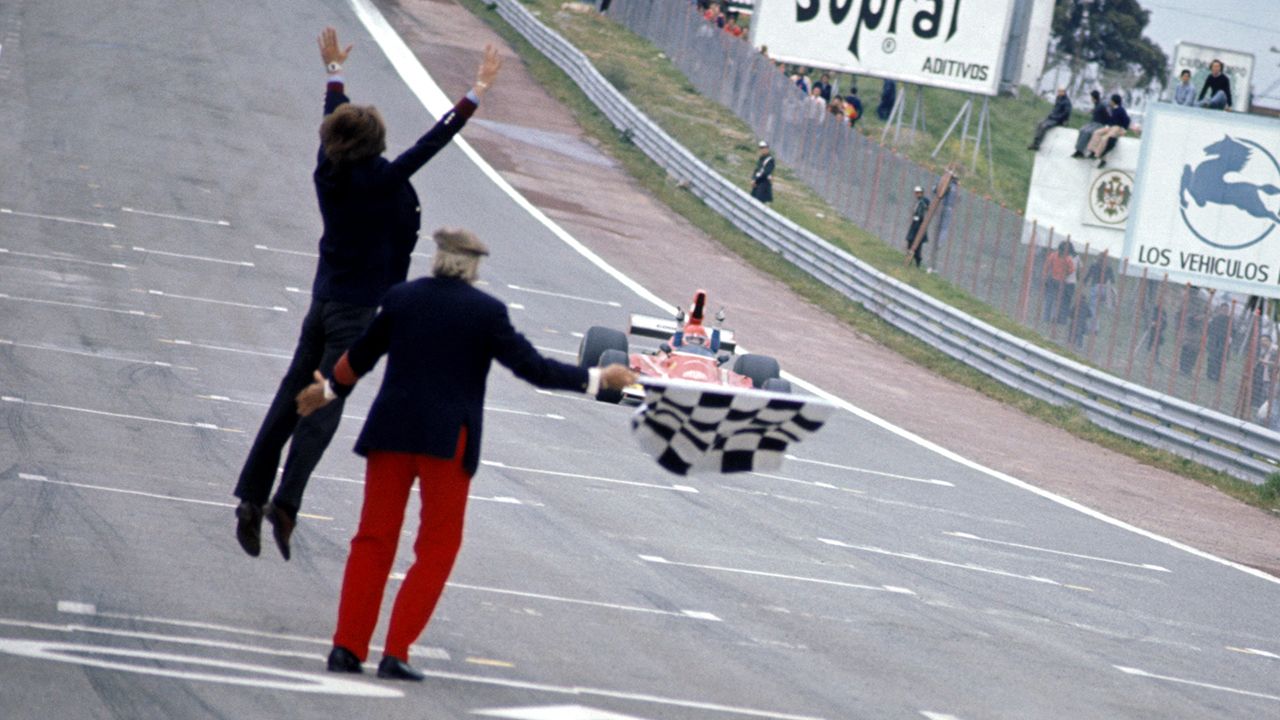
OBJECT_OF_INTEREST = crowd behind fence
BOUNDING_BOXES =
[610,0,1280,429]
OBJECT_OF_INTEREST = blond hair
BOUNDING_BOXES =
[432,250,480,283]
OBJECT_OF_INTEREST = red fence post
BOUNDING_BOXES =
[1015,221,1038,322]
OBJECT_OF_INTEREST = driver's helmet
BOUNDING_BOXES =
[684,332,707,346]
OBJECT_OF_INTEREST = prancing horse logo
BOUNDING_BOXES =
[1178,135,1280,250]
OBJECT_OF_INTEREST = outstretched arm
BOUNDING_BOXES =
[386,45,503,180]
[319,26,353,116]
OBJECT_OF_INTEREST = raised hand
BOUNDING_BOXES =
[599,363,638,391]
[318,26,353,67]
[474,44,502,96]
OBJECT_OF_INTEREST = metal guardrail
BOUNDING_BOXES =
[491,0,1280,485]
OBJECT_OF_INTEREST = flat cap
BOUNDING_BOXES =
[913,185,923,193]
[433,227,490,256]
[758,140,769,148]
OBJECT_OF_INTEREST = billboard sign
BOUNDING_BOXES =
[749,0,1017,96]
[1023,126,1139,257]
[1124,104,1280,298]
[1170,42,1253,114]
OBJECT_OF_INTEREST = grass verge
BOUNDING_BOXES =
[453,0,1279,514]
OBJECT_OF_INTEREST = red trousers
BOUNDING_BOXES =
[332,431,471,662]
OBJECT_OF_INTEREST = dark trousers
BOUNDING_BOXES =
[906,223,926,266]
[1030,119,1060,149]
[235,299,377,515]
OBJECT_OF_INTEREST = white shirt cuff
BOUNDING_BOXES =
[322,379,337,401]
[466,89,480,104]
[586,367,601,396]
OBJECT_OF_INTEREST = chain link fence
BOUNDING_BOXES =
[610,0,1280,429]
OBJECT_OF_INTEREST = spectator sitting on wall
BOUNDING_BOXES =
[1086,94,1130,169]
[814,73,833,103]
[1070,90,1107,159]
[844,88,862,127]
[1173,69,1196,106]
[1197,59,1232,110]
[1028,87,1072,151]
[877,79,896,121]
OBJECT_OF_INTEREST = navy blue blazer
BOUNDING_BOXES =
[334,277,589,474]
[312,83,477,307]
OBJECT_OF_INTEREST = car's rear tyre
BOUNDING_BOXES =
[733,354,781,388]
[595,348,630,404]
[578,326,628,370]
[761,377,792,393]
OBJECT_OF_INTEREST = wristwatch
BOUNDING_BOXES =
[326,62,342,74]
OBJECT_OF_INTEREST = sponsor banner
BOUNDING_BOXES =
[749,0,1016,96]
[1171,42,1254,114]
[1124,104,1280,298]
[1023,126,1139,257]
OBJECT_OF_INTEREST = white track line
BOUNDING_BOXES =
[506,283,622,307]
[441,582,721,621]
[783,455,953,487]
[943,531,1171,573]
[0,292,153,317]
[132,247,253,267]
[1114,665,1280,702]
[159,338,293,359]
[0,247,128,269]
[14,473,330,520]
[350,0,1280,588]
[1,396,236,432]
[121,207,230,226]
[253,244,316,258]
[0,207,115,228]
[0,338,191,370]
[639,554,915,596]
[818,538,1065,587]
[481,460,698,494]
[145,289,286,313]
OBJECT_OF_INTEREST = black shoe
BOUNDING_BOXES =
[327,646,363,674]
[1070,151,1083,159]
[1027,145,1038,151]
[235,501,263,557]
[1097,159,1107,168]
[264,502,296,561]
[377,656,424,681]
[1086,152,1096,159]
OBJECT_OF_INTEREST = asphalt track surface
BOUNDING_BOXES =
[0,1,1277,718]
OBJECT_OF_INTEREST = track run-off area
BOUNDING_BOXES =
[0,1,1276,718]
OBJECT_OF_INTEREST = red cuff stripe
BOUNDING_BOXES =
[334,352,357,386]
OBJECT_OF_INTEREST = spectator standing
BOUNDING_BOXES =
[233,30,502,561]
[807,85,827,114]
[1056,242,1079,325]
[905,186,930,267]
[791,67,811,94]
[844,88,863,127]
[1250,335,1275,415]
[1082,254,1116,336]
[1071,90,1107,158]
[1197,59,1232,109]
[877,79,896,121]
[1204,302,1232,381]
[814,73,833,103]
[1041,241,1076,324]
[751,141,774,203]
[1028,88,1072,151]
[298,228,637,681]
[1086,94,1130,168]
[1173,69,1196,106]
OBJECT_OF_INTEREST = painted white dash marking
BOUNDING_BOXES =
[469,496,524,505]
[160,338,292,360]
[1114,665,1280,702]
[474,705,650,720]
[2,396,237,432]
[784,455,953,487]
[750,472,864,495]
[442,583,719,621]
[55,601,96,615]
[132,246,253,267]
[121,207,231,226]
[819,538,1063,587]
[1226,646,1280,660]
[508,303,525,310]
[14,475,331,519]
[484,405,567,420]
[481,460,698,493]
[285,286,311,295]
[0,293,152,317]
[0,338,189,370]
[0,247,129,269]
[920,713,963,720]
[639,555,916,595]
[253,244,317,258]
[943,531,1171,572]
[533,345,577,357]
[0,207,115,228]
[506,284,623,307]
[146,289,286,313]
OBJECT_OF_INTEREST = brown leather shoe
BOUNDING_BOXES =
[235,501,263,557]
[264,502,296,561]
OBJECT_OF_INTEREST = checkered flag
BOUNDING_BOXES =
[630,378,836,475]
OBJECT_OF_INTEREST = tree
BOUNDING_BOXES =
[1052,0,1170,88]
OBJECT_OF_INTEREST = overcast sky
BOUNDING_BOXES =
[1140,0,1280,106]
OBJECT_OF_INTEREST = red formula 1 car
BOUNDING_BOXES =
[577,289,790,403]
